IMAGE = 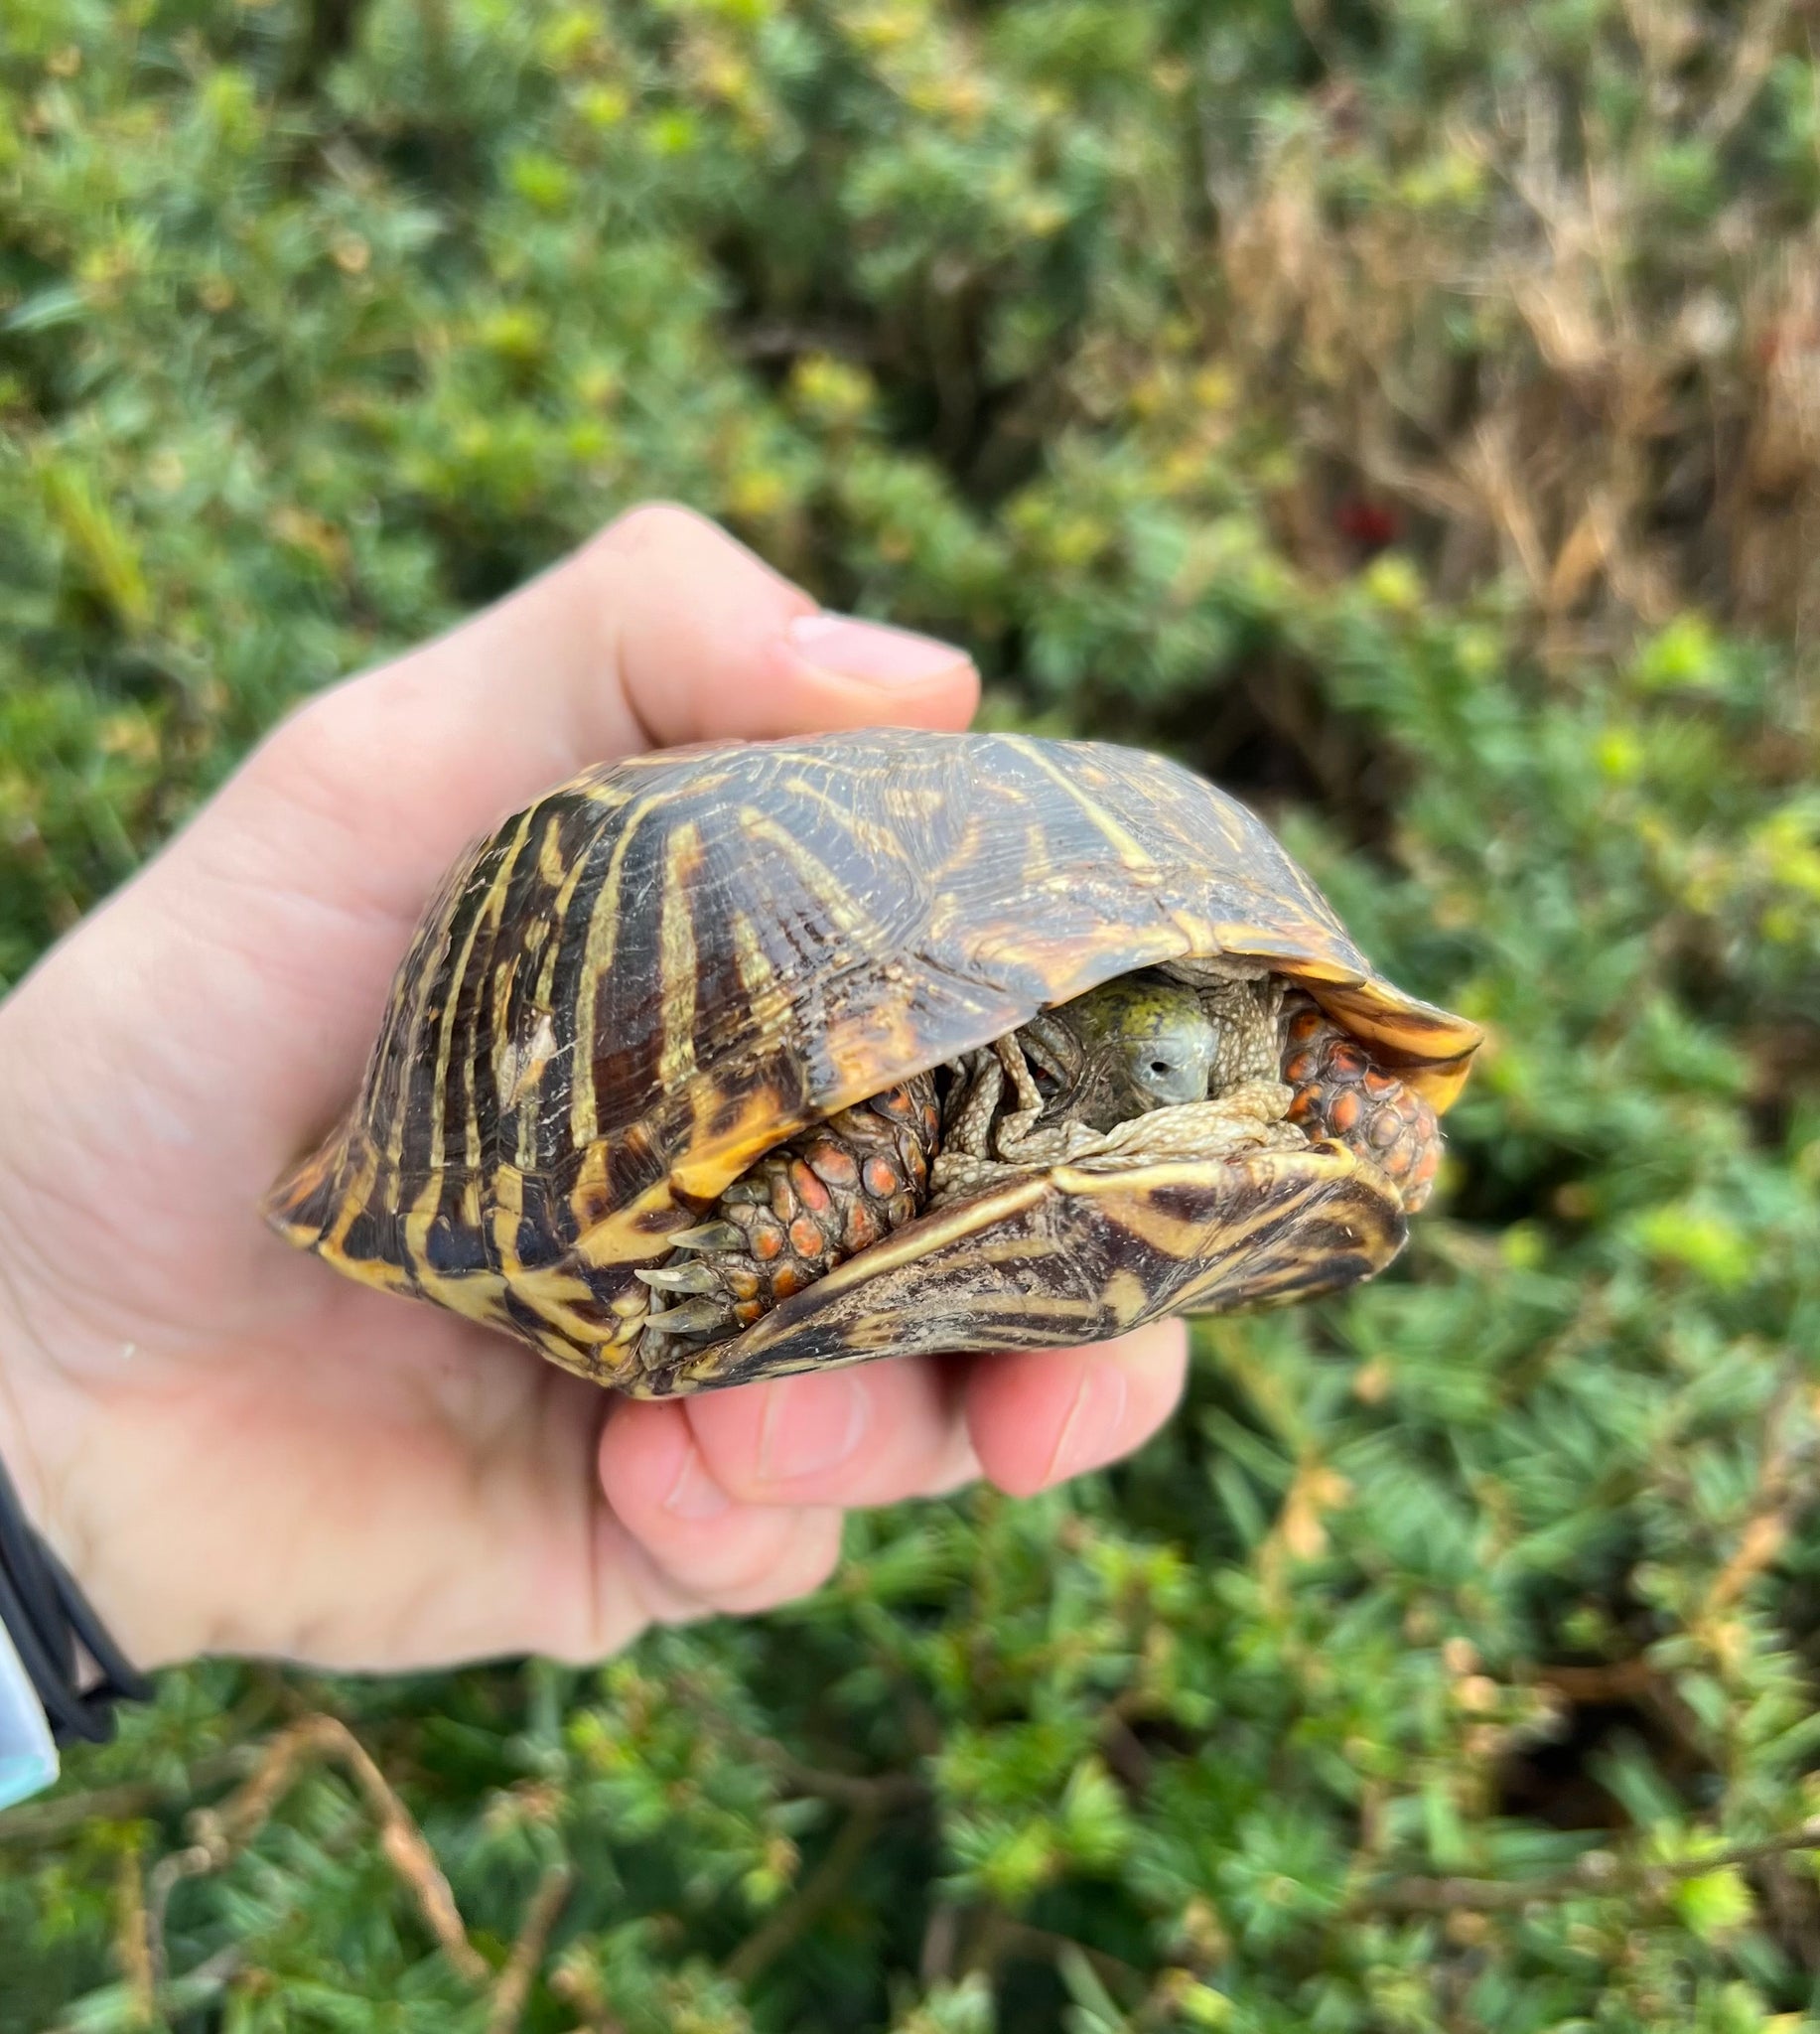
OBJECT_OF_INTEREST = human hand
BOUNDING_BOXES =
[0,507,1188,1674]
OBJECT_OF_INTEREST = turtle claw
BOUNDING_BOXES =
[636,1261,719,1294]
[641,1297,733,1338]
[669,1220,744,1252]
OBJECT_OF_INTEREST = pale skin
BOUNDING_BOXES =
[0,506,1187,1675]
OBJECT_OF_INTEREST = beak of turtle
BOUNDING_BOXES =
[1125,1036,1215,1110]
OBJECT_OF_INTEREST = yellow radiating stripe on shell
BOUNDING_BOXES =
[671,1081,796,1201]
[490,1163,523,1277]
[322,1141,415,1296]
[775,772,873,825]
[964,1230,1065,1266]
[818,1003,931,1094]
[573,1174,698,1267]
[404,806,533,1277]
[567,1138,614,1235]
[1108,1179,1274,1263]
[656,821,704,1090]
[326,1143,378,1251]
[490,1261,621,1347]
[505,1007,559,1170]
[1099,1267,1152,1324]
[537,812,567,886]
[727,907,786,1022]
[567,794,662,1147]
[737,809,870,936]
[1002,736,1160,873]
[504,922,571,1176]
[774,772,913,864]
[576,773,639,806]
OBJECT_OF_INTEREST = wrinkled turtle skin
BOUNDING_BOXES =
[267,731,1480,1395]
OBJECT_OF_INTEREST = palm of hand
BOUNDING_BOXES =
[0,510,1186,1674]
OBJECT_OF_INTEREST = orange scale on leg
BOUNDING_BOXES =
[862,1156,902,1199]
[788,1215,825,1258]
[1365,1104,1402,1151]
[1328,1089,1362,1134]
[789,1160,833,1215]
[806,1142,859,1190]
[872,1084,917,1123]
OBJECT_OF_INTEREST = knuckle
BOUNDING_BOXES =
[591,500,720,563]
[704,1513,843,1615]
[237,686,360,816]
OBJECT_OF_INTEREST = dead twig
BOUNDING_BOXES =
[141,1713,489,1988]
[969,1913,1149,2002]
[920,1899,965,1987]
[88,1714,588,2015]
[45,1945,247,2034]
[726,1804,884,1985]
[1532,1657,1659,1704]
[1360,1816,1820,1915]
[0,1745,262,1845]
[114,1844,157,2029]
[668,1678,927,1812]
[488,1860,575,2034]
[1700,1379,1819,1619]
[1701,0,1793,147]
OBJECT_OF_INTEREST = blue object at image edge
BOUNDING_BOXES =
[0,1614,58,1809]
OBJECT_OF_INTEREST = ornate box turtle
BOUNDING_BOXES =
[267,731,1480,1396]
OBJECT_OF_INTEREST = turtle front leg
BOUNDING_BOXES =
[1279,1001,1444,1211]
[938,1046,1007,1160]
[630,1073,941,1390]
[1069,1080,1300,1170]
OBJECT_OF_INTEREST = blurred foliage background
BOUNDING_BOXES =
[3,0,1820,2027]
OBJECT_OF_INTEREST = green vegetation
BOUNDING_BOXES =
[4,0,1820,2025]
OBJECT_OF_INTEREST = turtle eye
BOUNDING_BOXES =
[1031,1061,1061,1099]
[1128,1035,1215,1108]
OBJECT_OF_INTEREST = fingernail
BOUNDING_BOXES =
[663,1446,733,1521]
[1046,1359,1130,1486]
[757,1371,871,1483]
[785,611,972,687]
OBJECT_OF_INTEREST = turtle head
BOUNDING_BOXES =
[1029,972,1220,1131]
[1070,974,1220,1111]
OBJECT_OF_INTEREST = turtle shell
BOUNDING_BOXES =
[267,730,1479,1379]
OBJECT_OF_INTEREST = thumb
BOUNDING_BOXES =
[601,504,981,749]
[204,502,980,927]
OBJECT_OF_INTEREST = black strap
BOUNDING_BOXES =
[0,1446,151,1745]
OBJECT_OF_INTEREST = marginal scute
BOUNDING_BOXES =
[264,730,1481,1387]
[667,1143,1405,1396]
